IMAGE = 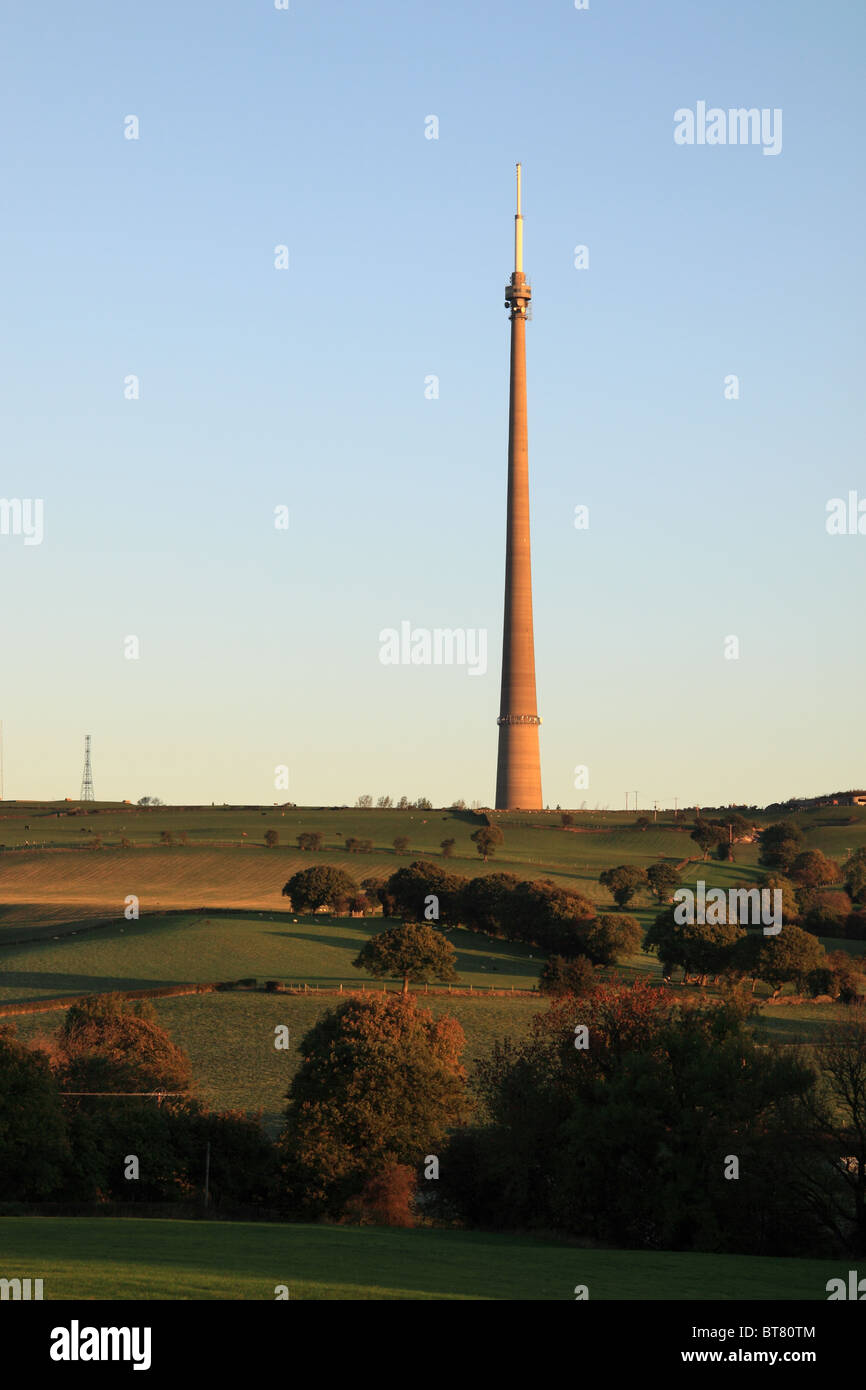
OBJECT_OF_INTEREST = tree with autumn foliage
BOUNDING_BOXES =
[280,993,471,1217]
[51,995,193,1201]
[55,993,192,1096]
[789,850,841,888]
[342,1159,417,1227]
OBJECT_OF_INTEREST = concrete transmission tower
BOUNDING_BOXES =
[80,734,95,802]
[495,164,543,810]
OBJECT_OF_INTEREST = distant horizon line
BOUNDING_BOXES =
[2,793,865,815]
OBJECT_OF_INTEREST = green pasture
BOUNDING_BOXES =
[1,797,864,865]
[0,1217,844,1300]
[0,803,863,954]
[10,990,540,1131]
[0,910,542,1007]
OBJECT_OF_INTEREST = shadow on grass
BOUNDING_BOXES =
[0,973,182,1004]
[267,929,370,953]
[751,1014,822,1044]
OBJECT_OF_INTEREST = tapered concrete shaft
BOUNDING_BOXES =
[495,168,542,810]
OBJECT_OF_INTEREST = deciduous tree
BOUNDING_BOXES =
[353,921,458,994]
[471,826,504,861]
[646,863,681,903]
[296,831,323,851]
[0,1026,68,1199]
[790,850,840,888]
[283,866,358,912]
[599,864,648,908]
[280,994,471,1216]
[384,860,466,926]
[758,821,804,871]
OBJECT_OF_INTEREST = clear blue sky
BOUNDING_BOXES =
[1,0,863,809]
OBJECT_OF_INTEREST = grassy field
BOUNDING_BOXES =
[4,799,865,847]
[11,990,541,1130]
[2,798,864,1125]
[1,800,863,1299]
[0,1217,845,1300]
[0,909,542,1006]
[5,948,853,1131]
[1,800,863,946]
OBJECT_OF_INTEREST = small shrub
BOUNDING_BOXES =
[539,954,597,997]
[342,1160,417,1227]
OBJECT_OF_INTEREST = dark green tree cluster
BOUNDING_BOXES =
[758,820,804,870]
[296,831,323,851]
[345,836,374,854]
[283,860,660,973]
[383,860,466,926]
[376,863,641,968]
[845,848,866,904]
[279,993,470,1218]
[646,862,682,902]
[599,865,648,907]
[644,908,862,998]
[282,866,357,911]
[538,954,597,996]
[432,983,844,1257]
[690,813,752,862]
[0,997,276,1206]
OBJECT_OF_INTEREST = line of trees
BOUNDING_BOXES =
[356,796,434,810]
[432,984,866,1258]
[644,907,865,999]
[296,832,323,851]
[282,861,641,969]
[598,836,866,941]
[0,997,275,1207]
[8,979,866,1257]
[290,825,501,862]
[280,859,866,1004]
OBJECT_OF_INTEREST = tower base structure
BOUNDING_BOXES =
[495,715,542,810]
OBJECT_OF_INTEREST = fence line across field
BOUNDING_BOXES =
[0,978,540,1018]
